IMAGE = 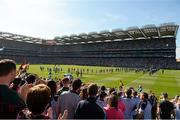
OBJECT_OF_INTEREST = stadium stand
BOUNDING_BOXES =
[0,23,179,69]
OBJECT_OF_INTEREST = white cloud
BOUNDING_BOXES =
[0,0,104,38]
[0,0,71,38]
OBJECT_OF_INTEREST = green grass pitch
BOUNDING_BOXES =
[23,64,180,99]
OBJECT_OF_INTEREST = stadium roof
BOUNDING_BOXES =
[0,22,179,45]
[0,32,44,44]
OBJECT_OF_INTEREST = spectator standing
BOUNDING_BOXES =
[96,91,107,109]
[104,94,124,119]
[79,85,88,100]
[19,74,36,101]
[122,89,137,119]
[157,92,175,119]
[57,77,70,95]
[47,80,58,119]
[137,92,152,119]
[131,91,141,119]
[75,83,105,119]
[56,79,82,119]
[17,84,51,119]
[0,59,26,118]
[149,92,158,119]
[175,98,180,119]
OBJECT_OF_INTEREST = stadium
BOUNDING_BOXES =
[1,0,180,118]
[0,23,180,97]
[0,23,179,70]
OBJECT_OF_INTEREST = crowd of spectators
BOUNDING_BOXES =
[0,59,180,119]
[0,37,176,69]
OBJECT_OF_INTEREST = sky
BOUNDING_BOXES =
[0,0,180,57]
